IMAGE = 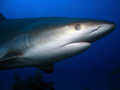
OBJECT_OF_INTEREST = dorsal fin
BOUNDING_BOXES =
[0,13,6,21]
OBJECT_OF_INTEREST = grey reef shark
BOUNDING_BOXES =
[0,13,116,73]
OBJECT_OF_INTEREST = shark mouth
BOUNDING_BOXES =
[61,41,91,48]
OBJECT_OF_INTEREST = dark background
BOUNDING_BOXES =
[0,0,120,90]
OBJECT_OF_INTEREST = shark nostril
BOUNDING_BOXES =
[96,26,101,30]
[92,26,101,32]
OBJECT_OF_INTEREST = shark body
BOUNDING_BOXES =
[0,13,116,73]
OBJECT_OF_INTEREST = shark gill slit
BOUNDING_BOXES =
[14,34,30,50]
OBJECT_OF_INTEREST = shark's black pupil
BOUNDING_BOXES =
[75,24,80,30]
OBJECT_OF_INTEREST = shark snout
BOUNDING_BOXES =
[103,21,116,32]
[84,21,116,43]
[109,22,116,31]
[97,21,116,34]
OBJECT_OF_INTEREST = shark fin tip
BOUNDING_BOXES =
[0,13,6,21]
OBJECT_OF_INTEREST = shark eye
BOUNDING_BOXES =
[75,24,81,30]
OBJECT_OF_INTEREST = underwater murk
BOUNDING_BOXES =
[0,0,120,90]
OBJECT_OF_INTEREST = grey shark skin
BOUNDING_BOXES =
[0,13,116,73]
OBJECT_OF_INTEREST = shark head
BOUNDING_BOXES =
[48,18,116,57]
[55,18,116,48]
[27,18,116,64]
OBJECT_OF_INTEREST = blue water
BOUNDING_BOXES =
[0,0,120,90]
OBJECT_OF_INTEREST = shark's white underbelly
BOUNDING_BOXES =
[22,42,91,65]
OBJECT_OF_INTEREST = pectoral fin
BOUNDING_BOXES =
[38,64,54,73]
[0,53,22,61]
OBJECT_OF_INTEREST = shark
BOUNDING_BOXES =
[0,13,116,73]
